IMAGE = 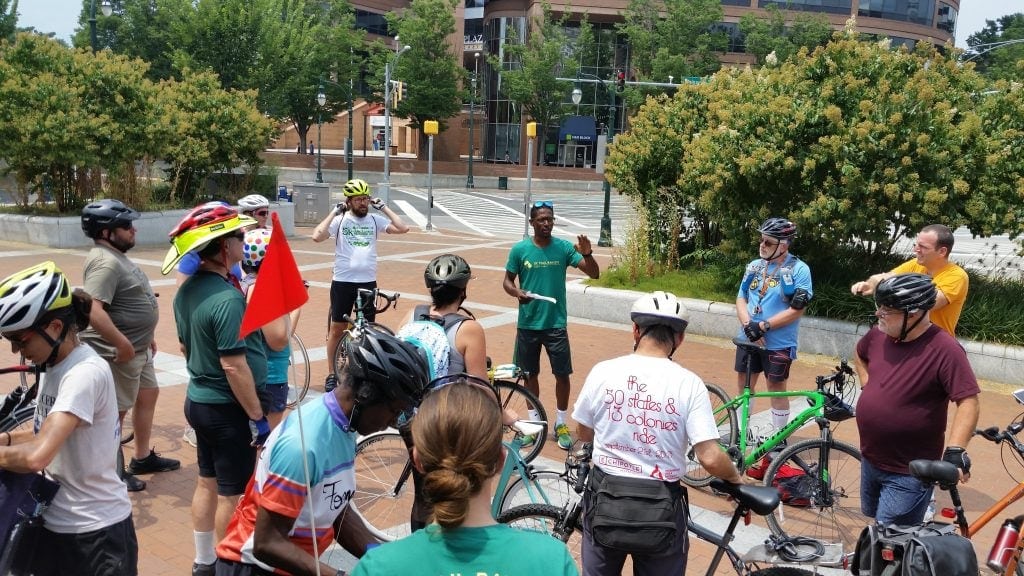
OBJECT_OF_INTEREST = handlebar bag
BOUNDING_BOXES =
[587,465,684,555]
[0,470,60,574]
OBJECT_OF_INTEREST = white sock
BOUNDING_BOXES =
[556,410,568,426]
[194,531,216,566]
[527,409,541,422]
[771,409,790,431]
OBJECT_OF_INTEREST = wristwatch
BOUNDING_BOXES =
[762,320,771,332]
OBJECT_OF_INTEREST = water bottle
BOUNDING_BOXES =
[987,517,1021,573]
[923,495,936,522]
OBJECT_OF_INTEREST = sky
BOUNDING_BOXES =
[12,0,1022,49]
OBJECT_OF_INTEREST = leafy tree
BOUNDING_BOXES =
[387,0,463,159]
[965,13,1024,82]
[607,33,1023,271]
[495,3,574,164]
[620,0,727,82]
[0,0,16,41]
[739,4,831,65]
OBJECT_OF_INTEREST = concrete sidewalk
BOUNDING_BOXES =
[0,229,1018,574]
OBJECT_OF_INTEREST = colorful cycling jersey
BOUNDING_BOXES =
[736,253,812,356]
[217,392,356,572]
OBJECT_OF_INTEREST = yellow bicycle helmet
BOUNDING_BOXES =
[161,202,256,275]
[0,261,73,332]
[343,179,371,197]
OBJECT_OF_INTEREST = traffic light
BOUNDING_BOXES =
[393,81,404,107]
[616,71,625,92]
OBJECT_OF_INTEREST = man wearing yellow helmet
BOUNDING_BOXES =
[311,178,409,392]
[0,261,139,574]
[163,204,270,576]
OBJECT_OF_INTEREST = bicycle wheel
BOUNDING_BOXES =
[763,438,867,554]
[286,334,310,408]
[497,504,582,566]
[351,431,414,542]
[498,469,577,514]
[0,404,35,433]
[494,380,547,463]
[682,382,738,488]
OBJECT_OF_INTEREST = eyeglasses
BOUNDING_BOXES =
[2,329,37,351]
[874,307,904,318]
[759,238,780,247]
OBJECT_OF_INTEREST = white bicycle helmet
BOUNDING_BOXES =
[238,194,270,213]
[630,291,689,334]
[0,261,73,333]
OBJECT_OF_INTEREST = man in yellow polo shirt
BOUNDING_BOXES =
[851,224,968,335]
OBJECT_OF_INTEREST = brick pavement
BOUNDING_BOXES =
[1,228,1020,575]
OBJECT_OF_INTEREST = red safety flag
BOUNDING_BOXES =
[240,213,309,338]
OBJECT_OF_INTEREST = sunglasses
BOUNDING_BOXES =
[759,238,780,247]
[533,201,553,209]
[426,373,501,406]
[2,329,37,351]
[230,230,245,241]
[253,210,269,217]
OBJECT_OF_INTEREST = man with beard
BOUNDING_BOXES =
[503,201,600,450]
[80,200,180,493]
[311,178,409,392]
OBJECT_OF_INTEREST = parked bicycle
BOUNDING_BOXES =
[487,360,549,462]
[331,288,400,376]
[0,361,38,434]
[498,443,821,575]
[683,338,867,553]
[907,388,1024,576]
[285,333,310,409]
[350,419,575,543]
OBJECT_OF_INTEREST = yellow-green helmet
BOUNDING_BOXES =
[0,261,72,332]
[343,179,371,197]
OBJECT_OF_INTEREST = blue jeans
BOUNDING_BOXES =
[861,458,933,525]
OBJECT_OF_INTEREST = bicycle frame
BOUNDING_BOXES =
[489,421,559,518]
[726,388,826,468]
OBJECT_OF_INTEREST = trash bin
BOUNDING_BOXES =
[498,176,508,190]
[278,185,289,202]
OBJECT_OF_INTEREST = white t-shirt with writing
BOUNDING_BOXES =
[572,354,719,482]
[328,212,391,282]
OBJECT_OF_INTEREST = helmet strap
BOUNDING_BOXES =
[896,311,926,342]
[634,325,680,359]
[36,320,70,368]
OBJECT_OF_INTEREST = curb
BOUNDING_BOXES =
[566,281,1023,386]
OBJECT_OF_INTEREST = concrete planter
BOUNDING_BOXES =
[0,202,295,248]
[566,281,1024,385]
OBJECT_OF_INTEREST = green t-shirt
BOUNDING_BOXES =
[505,237,582,330]
[173,271,267,404]
[351,524,579,576]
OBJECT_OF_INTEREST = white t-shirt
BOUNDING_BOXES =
[34,343,132,533]
[572,354,719,482]
[328,212,391,282]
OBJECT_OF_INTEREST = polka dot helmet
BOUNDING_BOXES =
[242,228,272,268]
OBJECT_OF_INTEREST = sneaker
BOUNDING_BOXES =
[122,472,146,492]
[183,427,197,448]
[324,374,339,393]
[555,423,572,451]
[192,562,216,576]
[128,449,181,475]
[520,433,537,448]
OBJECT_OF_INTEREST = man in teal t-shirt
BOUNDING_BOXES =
[503,201,600,450]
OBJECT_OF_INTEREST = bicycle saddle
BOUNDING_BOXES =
[709,479,779,516]
[909,459,960,489]
[732,337,765,354]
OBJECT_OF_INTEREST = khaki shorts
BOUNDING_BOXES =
[109,347,157,412]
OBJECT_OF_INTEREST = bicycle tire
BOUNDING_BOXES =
[682,382,738,488]
[763,438,867,554]
[496,504,582,566]
[351,431,413,542]
[498,469,577,514]
[748,568,816,576]
[494,379,548,463]
[286,334,310,409]
[333,322,395,376]
[0,404,34,434]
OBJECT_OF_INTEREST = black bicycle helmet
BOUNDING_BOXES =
[346,327,432,408]
[424,254,472,290]
[81,199,140,239]
[822,392,855,422]
[758,217,797,241]
[874,273,937,313]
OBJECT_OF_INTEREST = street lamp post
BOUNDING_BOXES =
[381,40,411,204]
[88,0,112,52]
[467,52,480,189]
[569,72,616,247]
[316,84,326,183]
[348,47,355,181]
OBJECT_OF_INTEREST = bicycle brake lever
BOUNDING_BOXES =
[1009,421,1024,436]
[976,426,1002,442]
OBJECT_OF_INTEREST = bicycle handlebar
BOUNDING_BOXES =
[0,365,37,375]
[974,419,1024,458]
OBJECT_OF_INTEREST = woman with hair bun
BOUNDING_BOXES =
[351,375,578,576]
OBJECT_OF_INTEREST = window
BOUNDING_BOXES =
[354,10,388,37]
[758,0,853,15]
[937,3,957,33]
[858,0,936,27]
[712,22,747,53]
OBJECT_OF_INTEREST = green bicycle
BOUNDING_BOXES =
[683,337,867,555]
